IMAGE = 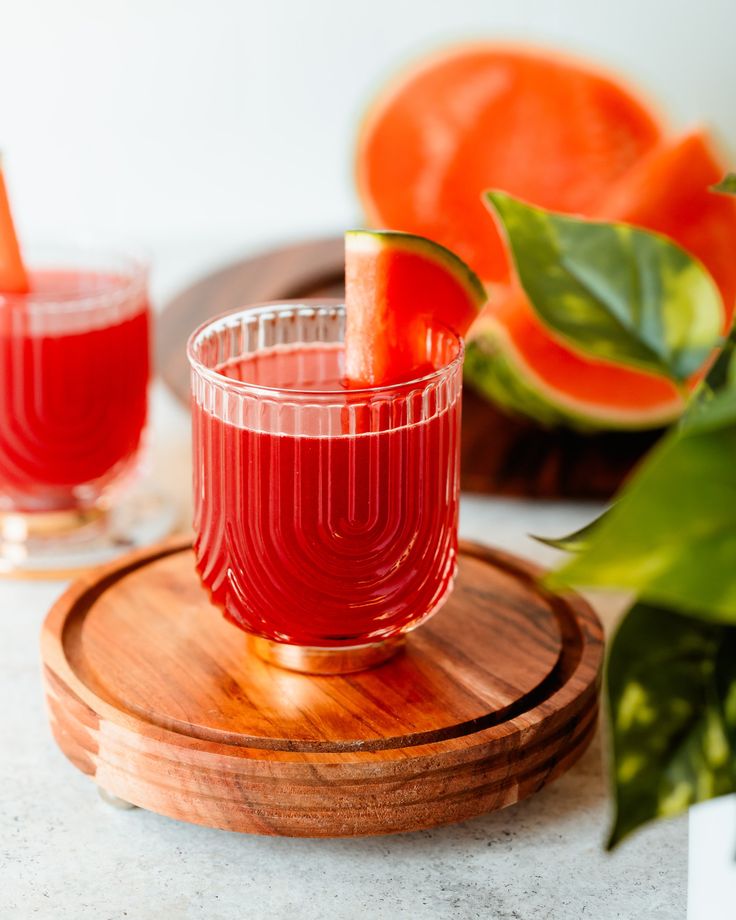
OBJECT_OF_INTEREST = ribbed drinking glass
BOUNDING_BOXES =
[189,301,462,674]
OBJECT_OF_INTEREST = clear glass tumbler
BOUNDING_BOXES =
[188,300,463,674]
[0,243,170,576]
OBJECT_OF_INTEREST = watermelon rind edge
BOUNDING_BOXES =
[345,229,487,311]
[465,319,684,432]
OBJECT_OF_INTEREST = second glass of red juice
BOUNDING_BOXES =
[0,243,171,575]
[189,301,462,674]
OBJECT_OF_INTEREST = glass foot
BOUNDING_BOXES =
[247,634,404,675]
[0,485,178,579]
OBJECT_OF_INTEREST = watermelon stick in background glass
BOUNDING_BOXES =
[0,159,29,294]
[0,163,174,576]
[188,231,486,674]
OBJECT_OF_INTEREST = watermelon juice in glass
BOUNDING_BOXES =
[0,243,169,574]
[188,301,463,674]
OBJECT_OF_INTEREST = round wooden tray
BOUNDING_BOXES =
[41,538,602,837]
[156,236,660,498]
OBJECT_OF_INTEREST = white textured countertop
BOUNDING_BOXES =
[0,383,686,920]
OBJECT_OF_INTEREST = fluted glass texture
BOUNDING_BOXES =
[189,302,462,648]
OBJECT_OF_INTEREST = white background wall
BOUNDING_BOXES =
[1,0,734,270]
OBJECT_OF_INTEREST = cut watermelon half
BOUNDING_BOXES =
[356,43,664,283]
[344,230,486,386]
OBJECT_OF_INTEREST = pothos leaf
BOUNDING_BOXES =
[547,399,736,622]
[485,191,723,382]
[547,321,736,622]
[606,603,736,848]
[542,329,736,562]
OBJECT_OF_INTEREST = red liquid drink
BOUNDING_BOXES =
[190,304,462,661]
[0,268,150,513]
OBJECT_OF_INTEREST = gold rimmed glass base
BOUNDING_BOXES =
[247,634,405,675]
[0,486,177,580]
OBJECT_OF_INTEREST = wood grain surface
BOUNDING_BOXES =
[156,236,660,498]
[42,538,603,837]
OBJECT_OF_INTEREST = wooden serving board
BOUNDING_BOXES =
[42,538,603,837]
[156,236,660,498]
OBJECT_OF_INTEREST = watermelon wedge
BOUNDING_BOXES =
[356,44,663,283]
[344,230,486,386]
[466,130,736,430]
[0,160,28,294]
[466,282,685,430]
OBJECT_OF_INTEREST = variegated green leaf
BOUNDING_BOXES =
[543,329,736,568]
[548,398,736,622]
[607,604,736,848]
[485,191,723,381]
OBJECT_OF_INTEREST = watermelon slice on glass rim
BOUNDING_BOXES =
[344,229,486,386]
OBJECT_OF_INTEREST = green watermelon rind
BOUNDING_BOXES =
[345,229,487,311]
[465,320,685,432]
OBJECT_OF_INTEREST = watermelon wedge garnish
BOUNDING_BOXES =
[344,230,486,386]
[0,159,28,294]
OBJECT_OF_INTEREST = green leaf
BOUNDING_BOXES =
[607,603,736,848]
[533,509,611,552]
[711,173,736,196]
[485,191,723,382]
[548,391,736,622]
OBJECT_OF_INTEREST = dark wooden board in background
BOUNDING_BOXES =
[42,538,602,837]
[157,236,660,498]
